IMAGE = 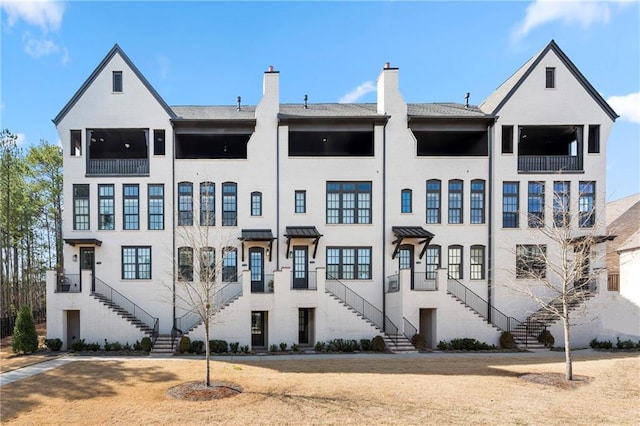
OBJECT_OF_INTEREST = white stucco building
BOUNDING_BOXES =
[46,40,638,351]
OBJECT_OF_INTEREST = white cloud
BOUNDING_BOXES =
[1,0,65,32]
[607,92,640,124]
[339,81,376,103]
[155,54,170,79]
[16,133,26,146]
[512,0,628,40]
[23,35,60,58]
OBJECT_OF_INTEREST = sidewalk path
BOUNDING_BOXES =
[0,357,75,387]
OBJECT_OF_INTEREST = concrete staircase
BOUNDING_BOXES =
[90,292,155,336]
[150,334,175,356]
[383,333,418,353]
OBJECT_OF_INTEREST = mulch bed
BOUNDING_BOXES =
[166,381,243,401]
[519,373,592,389]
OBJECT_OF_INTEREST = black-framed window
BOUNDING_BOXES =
[251,191,262,216]
[178,182,193,226]
[200,247,215,282]
[222,247,237,282]
[553,181,570,227]
[401,189,412,214]
[73,184,90,230]
[70,129,82,156]
[502,125,514,154]
[470,245,485,280]
[122,246,151,279]
[98,184,115,230]
[295,190,306,213]
[200,182,215,226]
[448,180,463,224]
[123,184,139,230]
[579,181,595,228]
[448,245,463,280]
[503,182,519,228]
[326,181,372,224]
[113,71,123,92]
[153,129,165,156]
[588,125,600,154]
[545,67,555,88]
[148,184,164,230]
[425,245,440,280]
[178,247,193,281]
[326,247,371,280]
[426,179,441,224]
[222,182,237,226]
[516,244,546,279]
[528,181,544,228]
[470,180,485,224]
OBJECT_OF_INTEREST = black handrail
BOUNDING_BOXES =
[175,281,243,334]
[92,276,159,344]
[402,317,418,343]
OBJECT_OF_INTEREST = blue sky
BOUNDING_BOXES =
[1,1,638,200]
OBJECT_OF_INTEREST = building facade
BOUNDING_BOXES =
[47,40,637,351]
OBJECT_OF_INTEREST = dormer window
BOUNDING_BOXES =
[113,71,123,92]
[545,67,555,89]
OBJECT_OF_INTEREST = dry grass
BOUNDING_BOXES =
[0,324,58,373]
[1,351,638,425]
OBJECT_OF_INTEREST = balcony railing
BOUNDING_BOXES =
[518,155,581,172]
[412,273,438,291]
[56,274,81,293]
[87,158,149,176]
[290,271,317,290]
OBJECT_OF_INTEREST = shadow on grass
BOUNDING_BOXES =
[0,361,178,422]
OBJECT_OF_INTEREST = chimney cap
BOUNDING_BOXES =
[384,62,391,69]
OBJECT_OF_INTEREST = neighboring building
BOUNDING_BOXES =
[47,40,638,351]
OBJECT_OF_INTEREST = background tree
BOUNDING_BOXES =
[12,305,39,353]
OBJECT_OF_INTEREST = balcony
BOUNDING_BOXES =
[518,155,581,173]
[87,159,149,176]
[86,128,149,176]
[517,125,583,173]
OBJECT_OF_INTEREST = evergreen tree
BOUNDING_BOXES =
[12,305,38,353]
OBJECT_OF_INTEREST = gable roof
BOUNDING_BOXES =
[480,40,618,121]
[53,44,176,125]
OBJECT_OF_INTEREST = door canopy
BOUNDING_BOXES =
[391,226,435,260]
[284,226,323,259]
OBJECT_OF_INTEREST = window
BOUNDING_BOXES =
[73,184,90,230]
[295,190,306,213]
[448,245,463,280]
[98,184,115,230]
[545,67,555,89]
[178,247,193,281]
[200,247,215,282]
[113,71,123,92]
[579,181,595,228]
[425,245,441,280]
[326,247,372,280]
[153,129,165,156]
[148,184,164,230]
[426,180,441,224]
[222,182,237,226]
[448,180,463,224]
[553,181,570,227]
[470,180,485,224]
[326,182,372,224]
[222,247,237,282]
[123,184,139,230]
[200,182,215,226]
[588,125,600,154]
[528,181,544,228]
[502,125,514,154]
[122,246,151,279]
[470,245,485,280]
[401,189,412,213]
[251,192,262,216]
[516,245,546,279]
[503,182,519,228]
[70,130,82,156]
[178,182,193,226]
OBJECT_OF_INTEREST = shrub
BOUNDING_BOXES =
[499,332,517,350]
[111,341,123,351]
[179,336,191,353]
[589,338,612,349]
[269,344,278,353]
[371,335,386,352]
[104,339,113,351]
[616,337,635,350]
[133,340,142,351]
[86,342,100,351]
[123,342,132,351]
[328,338,359,352]
[241,345,249,353]
[140,337,152,352]
[209,340,228,353]
[190,340,204,354]
[360,338,371,351]
[538,330,555,347]
[12,306,38,354]
[279,342,288,351]
[291,343,299,352]
[314,341,326,352]
[45,338,63,351]
[70,339,86,352]
[437,340,448,350]
[411,333,427,351]
[230,342,240,353]
[437,338,496,351]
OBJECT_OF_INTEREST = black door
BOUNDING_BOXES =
[299,309,310,345]
[292,246,308,289]
[80,247,95,291]
[398,245,414,289]
[250,247,265,292]
[251,311,266,347]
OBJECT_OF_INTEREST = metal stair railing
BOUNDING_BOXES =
[175,280,243,335]
[325,275,398,347]
[92,276,159,344]
[403,317,418,343]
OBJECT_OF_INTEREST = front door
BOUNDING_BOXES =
[250,247,265,292]
[251,311,267,347]
[80,247,95,291]
[298,308,313,345]
[292,246,308,289]
[398,245,414,289]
